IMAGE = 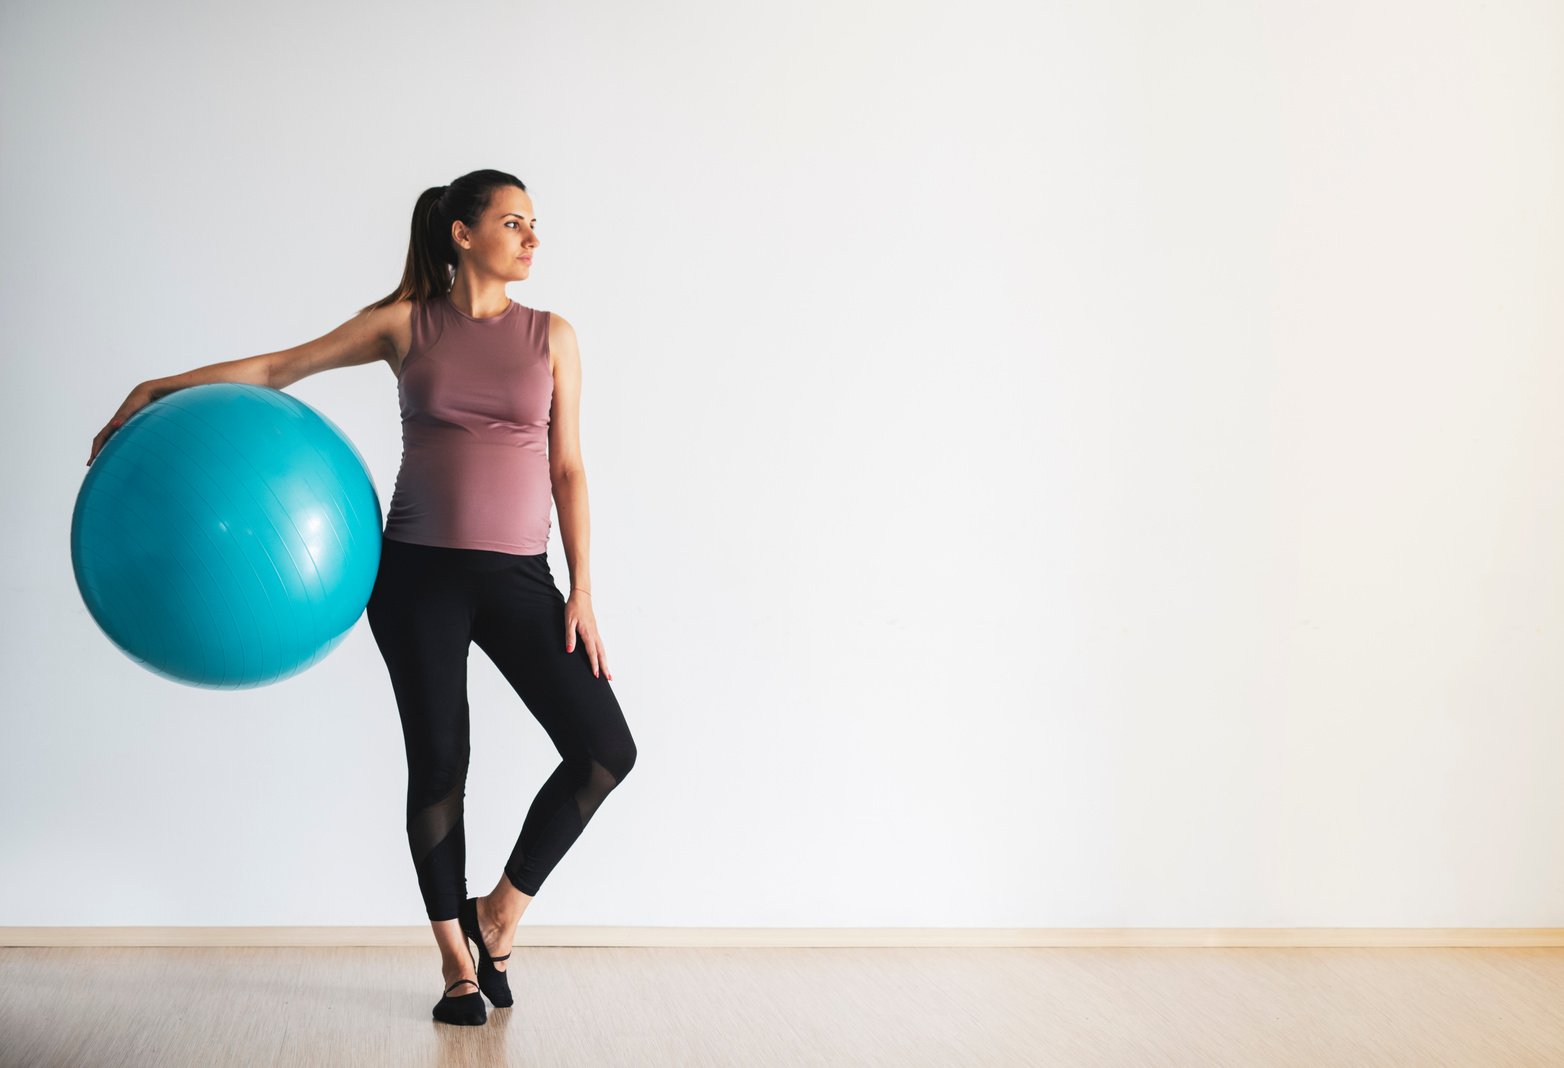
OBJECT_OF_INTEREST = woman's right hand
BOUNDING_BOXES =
[88,384,154,467]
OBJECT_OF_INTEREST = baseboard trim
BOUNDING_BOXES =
[3,928,1563,948]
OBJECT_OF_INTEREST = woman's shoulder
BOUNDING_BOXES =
[540,308,575,337]
[513,301,563,321]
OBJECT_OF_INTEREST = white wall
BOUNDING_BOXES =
[2,0,1560,928]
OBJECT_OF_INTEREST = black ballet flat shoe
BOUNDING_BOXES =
[433,977,487,1026]
[458,896,514,1007]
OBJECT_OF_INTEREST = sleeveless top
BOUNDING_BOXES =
[382,293,554,554]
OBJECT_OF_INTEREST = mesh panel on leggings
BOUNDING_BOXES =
[410,778,464,862]
[573,760,618,826]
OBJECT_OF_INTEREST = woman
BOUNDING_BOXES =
[88,169,638,1027]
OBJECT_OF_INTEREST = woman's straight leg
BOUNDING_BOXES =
[366,537,479,922]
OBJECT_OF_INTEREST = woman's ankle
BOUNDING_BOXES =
[485,875,534,926]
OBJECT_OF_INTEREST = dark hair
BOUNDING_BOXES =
[359,168,528,315]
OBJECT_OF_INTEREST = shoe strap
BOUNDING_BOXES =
[445,978,478,994]
[491,953,511,962]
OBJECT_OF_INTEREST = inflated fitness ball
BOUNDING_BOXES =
[71,383,382,689]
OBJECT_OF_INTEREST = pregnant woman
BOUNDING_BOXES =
[89,168,638,1027]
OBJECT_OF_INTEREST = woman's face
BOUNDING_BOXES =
[452,187,539,280]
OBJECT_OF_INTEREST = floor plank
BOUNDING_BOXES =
[3,946,1562,1066]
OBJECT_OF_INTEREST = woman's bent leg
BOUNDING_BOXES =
[471,552,637,897]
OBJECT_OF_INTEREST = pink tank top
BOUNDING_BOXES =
[382,293,553,554]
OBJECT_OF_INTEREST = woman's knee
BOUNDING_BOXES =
[606,731,636,784]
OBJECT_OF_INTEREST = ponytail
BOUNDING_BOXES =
[359,169,528,315]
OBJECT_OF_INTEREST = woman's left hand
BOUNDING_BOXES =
[564,590,612,680]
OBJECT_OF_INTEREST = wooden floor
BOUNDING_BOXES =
[3,945,1563,1066]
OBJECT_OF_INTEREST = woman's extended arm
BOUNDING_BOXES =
[547,312,612,681]
[87,304,402,466]
[87,353,270,465]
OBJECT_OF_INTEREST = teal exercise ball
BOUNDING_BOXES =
[71,383,382,689]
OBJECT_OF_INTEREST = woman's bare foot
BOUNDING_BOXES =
[476,875,534,972]
[442,961,478,994]
[432,917,478,995]
[475,893,519,971]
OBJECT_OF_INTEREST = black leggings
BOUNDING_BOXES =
[366,534,636,921]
